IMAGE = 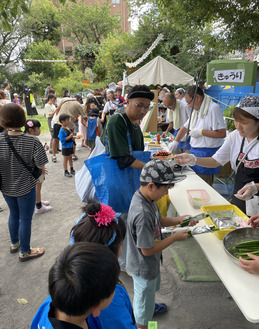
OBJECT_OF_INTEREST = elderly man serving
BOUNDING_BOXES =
[161,92,191,153]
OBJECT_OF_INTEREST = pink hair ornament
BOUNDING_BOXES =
[88,203,117,227]
[27,121,34,127]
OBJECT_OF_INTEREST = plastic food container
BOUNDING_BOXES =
[187,189,210,209]
[200,204,249,240]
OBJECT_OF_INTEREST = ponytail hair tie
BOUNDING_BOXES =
[87,203,117,227]
[27,120,34,127]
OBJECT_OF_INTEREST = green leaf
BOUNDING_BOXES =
[2,19,11,31]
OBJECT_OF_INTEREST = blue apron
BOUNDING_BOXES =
[174,129,191,150]
[191,147,221,175]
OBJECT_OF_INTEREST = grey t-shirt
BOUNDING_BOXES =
[126,191,162,280]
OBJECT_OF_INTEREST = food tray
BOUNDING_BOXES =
[200,204,249,240]
[187,189,210,209]
[147,143,163,148]
[223,228,259,266]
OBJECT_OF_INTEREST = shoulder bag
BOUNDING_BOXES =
[4,133,42,180]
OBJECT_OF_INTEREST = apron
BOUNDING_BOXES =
[232,137,259,215]
[190,147,221,175]
[174,129,191,150]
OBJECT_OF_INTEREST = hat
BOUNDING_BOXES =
[86,93,95,99]
[127,85,154,101]
[140,159,186,184]
[237,95,259,119]
[176,88,185,94]
[75,94,82,99]
[13,93,18,97]
[108,82,118,92]
[163,87,170,92]
[89,107,99,117]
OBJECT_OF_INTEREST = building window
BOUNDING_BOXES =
[112,0,120,4]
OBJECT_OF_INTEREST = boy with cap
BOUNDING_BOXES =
[126,159,192,329]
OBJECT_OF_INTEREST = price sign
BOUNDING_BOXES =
[214,69,245,83]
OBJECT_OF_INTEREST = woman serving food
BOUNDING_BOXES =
[174,95,259,216]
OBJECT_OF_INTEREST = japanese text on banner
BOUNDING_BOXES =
[214,69,245,83]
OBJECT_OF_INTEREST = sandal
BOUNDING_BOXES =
[10,241,20,253]
[19,247,45,262]
[154,303,167,315]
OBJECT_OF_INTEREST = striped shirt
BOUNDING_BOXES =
[0,133,48,196]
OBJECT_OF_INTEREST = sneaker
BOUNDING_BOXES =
[35,204,52,214]
[154,303,167,315]
[72,155,78,161]
[57,148,62,152]
[52,156,57,163]
[65,171,72,177]
[70,169,76,175]
[41,200,50,206]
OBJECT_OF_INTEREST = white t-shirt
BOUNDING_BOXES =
[166,101,191,125]
[184,101,226,148]
[4,89,11,101]
[212,129,259,171]
[44,103,56,118]
[103,100,117,114]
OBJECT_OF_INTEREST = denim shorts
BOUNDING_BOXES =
[132,272,160,325]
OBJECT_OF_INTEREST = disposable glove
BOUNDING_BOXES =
[174,153,196,166]
[189,129,203,138]
[168,140,179,153]
[235,181,258,201]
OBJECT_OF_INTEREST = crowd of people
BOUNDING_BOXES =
[0,80,259,329]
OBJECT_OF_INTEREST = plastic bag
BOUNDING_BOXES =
[75,137,105,202]
[86,150,151,213]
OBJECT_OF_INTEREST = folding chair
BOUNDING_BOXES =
[212,164,235,201]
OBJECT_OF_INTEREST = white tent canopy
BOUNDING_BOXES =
[127,56,194,86]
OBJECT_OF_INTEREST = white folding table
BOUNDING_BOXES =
[168,168,259,323]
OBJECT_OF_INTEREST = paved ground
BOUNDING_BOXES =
[0,131,258,329]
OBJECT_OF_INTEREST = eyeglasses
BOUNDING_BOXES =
[134,102,151,112]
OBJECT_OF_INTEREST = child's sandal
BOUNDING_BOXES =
[10,241,20,253]
[19,247,45,262]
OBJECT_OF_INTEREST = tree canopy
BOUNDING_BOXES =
[129,0,259,51]
[23,0,62,45]
[0,0,74,31]
[24,40,70,80]
[60,1,121,45]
